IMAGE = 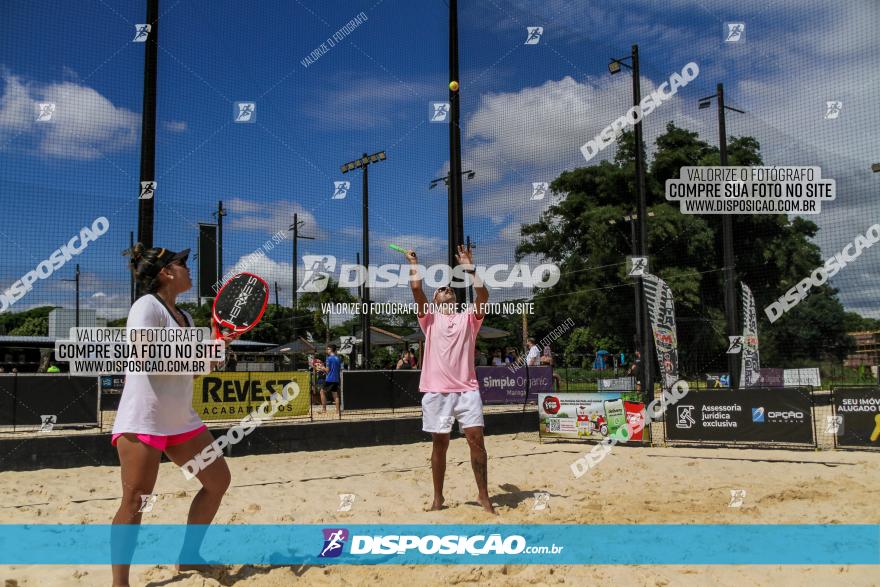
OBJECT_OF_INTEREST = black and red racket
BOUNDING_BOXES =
[212,272,269,341]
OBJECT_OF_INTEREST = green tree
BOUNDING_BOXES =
[0,306,56,335]
[9,315,49,336]
[297,278,358,344]
[517,123,853,374]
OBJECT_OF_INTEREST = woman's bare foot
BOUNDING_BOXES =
[430,496,445,511]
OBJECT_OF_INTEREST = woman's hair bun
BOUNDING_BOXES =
[124,242,146,268]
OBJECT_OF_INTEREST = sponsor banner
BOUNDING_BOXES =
[1,524,877,565]
[642,273,680,392]
[538,392,640,440]
[666,388,813,444]
[706,373,730,389]
[478,366,552,404]
[833,387,880,448]
[740,283,761,387]
[598,376,636,392]
[100,374,125,394]
[0,375,99,427]
[784,367,821,387]
[192,371,310,420]
[758,368,784,386]
[341,370,422,410]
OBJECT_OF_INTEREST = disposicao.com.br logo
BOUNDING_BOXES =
[318,528,563,558]
[298,256,561,293]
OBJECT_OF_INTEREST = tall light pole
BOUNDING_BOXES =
[288,212,314,347]
[610,44,653,405]
[873,162,880,382]
[129,231,135,305]
[699,83,745,388]
[341,150,386,368]
[62,264,81,328]
[213,200,227,283]
[466,235,476,304]
[430,169,475,273]
[609,211,655,360]
[448,0,466,304]
[135,0,159,298]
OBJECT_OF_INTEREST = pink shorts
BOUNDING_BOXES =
[111,425,207,451]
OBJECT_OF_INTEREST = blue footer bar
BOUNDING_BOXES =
[0,524,877,565]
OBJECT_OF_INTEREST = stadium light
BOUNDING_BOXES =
[339,150,387,368]
[608,57,632,75]
[697,83,746,389]
[430,170,475,274]
[610,44,653,406]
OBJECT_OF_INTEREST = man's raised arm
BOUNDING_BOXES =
[456,244,488,320]
[406,250,429,318]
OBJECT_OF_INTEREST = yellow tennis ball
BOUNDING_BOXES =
[449,80,459,92]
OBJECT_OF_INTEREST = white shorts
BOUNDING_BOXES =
[421,390,484,434]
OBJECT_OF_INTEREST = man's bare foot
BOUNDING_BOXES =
[477,496,497,514]
[175,561,223,574]
[430,496,445,511]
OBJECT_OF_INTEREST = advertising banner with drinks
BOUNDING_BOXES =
[538,392,644,442]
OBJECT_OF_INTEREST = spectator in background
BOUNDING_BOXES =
[541,347,562,392]
[627,350,642,392]
[225,350,238,372]
[475,349,488,366]
[321,345,342,414]
[525,338,541,366]
[312,358,325,404]
[491,349,504,366]
[505,347,518,365]
[0,367,5,373]
[396,350,413,370]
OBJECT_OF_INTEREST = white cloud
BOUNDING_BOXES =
[225,198,327,240]
[0,67,139,159]
[163,120,187,133]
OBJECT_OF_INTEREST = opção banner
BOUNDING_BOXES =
[665,387,813,445]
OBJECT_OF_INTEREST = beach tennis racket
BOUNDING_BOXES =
[212,272,269,341]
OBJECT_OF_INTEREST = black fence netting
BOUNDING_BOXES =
[0,0,878,396]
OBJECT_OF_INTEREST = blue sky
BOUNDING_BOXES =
[1,0,879,318]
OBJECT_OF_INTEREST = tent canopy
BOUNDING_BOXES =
[265,338,317,354]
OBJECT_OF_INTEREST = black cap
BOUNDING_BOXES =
[135,247,189,279]
[155,247,190,269]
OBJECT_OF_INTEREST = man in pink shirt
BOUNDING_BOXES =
[407,244,495,514]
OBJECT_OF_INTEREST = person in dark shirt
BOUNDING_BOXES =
[321,345,342,414]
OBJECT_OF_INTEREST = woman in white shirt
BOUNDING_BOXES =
[111,244,230,586]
